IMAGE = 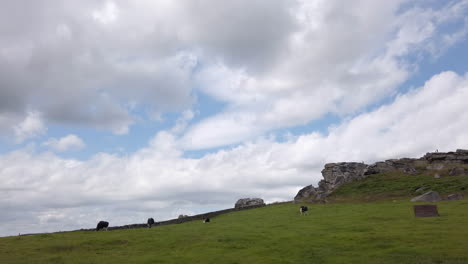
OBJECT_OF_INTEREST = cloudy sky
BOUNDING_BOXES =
[1,0,468,236]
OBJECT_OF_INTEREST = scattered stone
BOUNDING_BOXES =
[411,191,441,202]
[448,167,466,176]
[445,193,464,201]
[434,173,442,179]
[234,198,265,209]
[413,204,439,217]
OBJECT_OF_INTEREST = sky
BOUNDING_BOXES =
[1,0,468,236]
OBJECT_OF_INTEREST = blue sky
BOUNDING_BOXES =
[1,0,468,236]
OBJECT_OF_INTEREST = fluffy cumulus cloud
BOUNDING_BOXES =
[0,0,298,137]
[0,0,196,135]
[43,134,86,152]
[182,0,468,149]
[1,0,468,236]
[1,0,467,139]
[2,71,468,236]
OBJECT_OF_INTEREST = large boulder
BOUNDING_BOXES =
[234,198,265,209]
[410,191,441,202]
[321,162,368,191]
[294,185,319,203]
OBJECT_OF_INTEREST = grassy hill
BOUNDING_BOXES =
[328,167,468,202]
[1,173,468,264]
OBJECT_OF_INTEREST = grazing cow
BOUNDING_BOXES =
[203,218,210,223]
[96,221,109,231]
[147,218,155,228]
[299,206,308,215]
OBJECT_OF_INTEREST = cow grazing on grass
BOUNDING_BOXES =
[147,218,155,228]
[203,218,210,223]
[96,221,109,231]
[299,206,308,215]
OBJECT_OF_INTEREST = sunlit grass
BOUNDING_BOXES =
[1,199,468,264]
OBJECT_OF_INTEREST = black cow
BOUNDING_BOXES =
[299,206,308,215]
[203,218,210,223]
[147,218,155,228]
[96,221,109,231]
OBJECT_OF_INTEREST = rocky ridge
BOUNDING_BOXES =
[294,149,468,203]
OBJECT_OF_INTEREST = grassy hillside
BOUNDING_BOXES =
[328,169,468,202]
[1,200,468,264]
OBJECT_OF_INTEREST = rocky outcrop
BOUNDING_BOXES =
[295,149,468,202]
[411,191,441,202]
[295,159,422,203]
[295,162,368,202]
[234,198,265,209]
[365,158,418,175]
[322,162,368,186]
[294,185,319,202]
[423,149,468,164]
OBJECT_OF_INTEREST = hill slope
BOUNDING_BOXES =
[328,170,468,202]
[295,149,468,203]
[1,200,468,264]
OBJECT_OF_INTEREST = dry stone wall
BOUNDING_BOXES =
[78,203,267,232]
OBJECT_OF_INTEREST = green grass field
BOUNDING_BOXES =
[1,199,468,264]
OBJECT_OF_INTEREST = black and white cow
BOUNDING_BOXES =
[299,206,308,215]
[96,221,109,231]
[203,218,210,223]
[147,218,155,228]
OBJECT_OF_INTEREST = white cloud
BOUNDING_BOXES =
[181,0,468,150]
[43,134,86,152]
[92,1,119,25]
[1,0,466,140]
[2,70,468,236]
[13,111,46,143]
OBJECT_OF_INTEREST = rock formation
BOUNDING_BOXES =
[294,185,320,203]
[423,149,468,164]
[294,149,468,203]
[234,198,265,209]
[294,162,369,202]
